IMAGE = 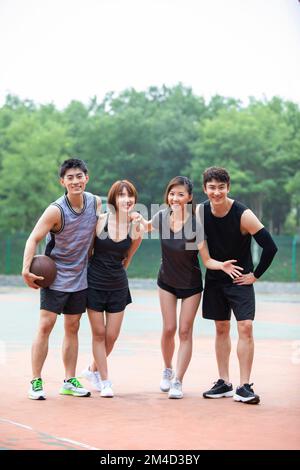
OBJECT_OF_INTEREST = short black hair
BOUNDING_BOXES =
[59,158,88,178]
[203,167,230,186]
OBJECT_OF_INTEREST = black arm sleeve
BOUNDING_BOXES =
[253,228,278,279]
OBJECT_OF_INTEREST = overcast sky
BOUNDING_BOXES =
[1,0,300,108]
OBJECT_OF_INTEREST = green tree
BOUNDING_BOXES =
[189,103,291,231]
[0,109,72,233]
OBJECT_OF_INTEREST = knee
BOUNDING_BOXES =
[216,322,230,337]
[178,326,192,342]
[238,321,253,339]
[39,320,55,337]
[65,320,80,336]
[92,329,106,343]
[162,326,176,338]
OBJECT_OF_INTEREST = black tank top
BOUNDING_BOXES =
[152,208,203,289]
[87,214,132,290]
[204,200,253,284]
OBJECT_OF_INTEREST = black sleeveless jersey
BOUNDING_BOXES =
[152,208,203,289]
[204,200,253,284]
[87,215,132,290]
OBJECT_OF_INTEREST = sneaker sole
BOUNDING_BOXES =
[28,395,46,400]
[203,391,234,399]
[160,387,170,392]
[59,389,91,397]
[100,394,114,398]
[168,395,183,399]
[233,394,260,404]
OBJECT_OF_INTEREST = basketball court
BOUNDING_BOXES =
[0,285,300,450]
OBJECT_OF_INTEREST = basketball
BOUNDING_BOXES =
[30,255,57,288]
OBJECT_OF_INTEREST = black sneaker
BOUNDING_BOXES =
[203,379,234,399]
[234,383,260,404]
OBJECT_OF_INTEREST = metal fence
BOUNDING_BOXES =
[0,233,299,282]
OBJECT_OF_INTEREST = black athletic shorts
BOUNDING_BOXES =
[40,288,87,315]
[202,282,255,321]
[157,278,203,299]
[87,287,132,313]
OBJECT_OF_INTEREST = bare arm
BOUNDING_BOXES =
[198,240,243,279]
[22,205,61,289]
[123,236,143,269]
[130,212,153,233]
[233,209,275,285]
[88,232,96,258]
[95,195,102,216]
[88,196,102,258]
[240,209,264,235]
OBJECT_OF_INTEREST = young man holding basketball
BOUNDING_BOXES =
[201,167,277,404]
[22,158,100,400]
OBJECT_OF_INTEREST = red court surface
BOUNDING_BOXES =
[0,287,300,450]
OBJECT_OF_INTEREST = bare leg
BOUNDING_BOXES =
[90,361,98,372]
[89,311,124,373]
[158,287,177,369]
[87,309,107,379]
[215,320,231,382]
[176,293,201,381]
[32,309,57,378]
[105,311,124,357]
[237,320,254,385]
[63,314,81,379]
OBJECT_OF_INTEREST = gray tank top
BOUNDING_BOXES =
[45,192,98,292]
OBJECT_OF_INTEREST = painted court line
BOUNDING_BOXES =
[0,418,100,450]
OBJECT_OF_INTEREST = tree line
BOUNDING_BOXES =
[0,84,299,235]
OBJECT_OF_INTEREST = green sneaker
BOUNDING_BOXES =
[59,377,91,397]
[28,377,46,400]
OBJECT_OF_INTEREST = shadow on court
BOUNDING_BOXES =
[0,286,299,450]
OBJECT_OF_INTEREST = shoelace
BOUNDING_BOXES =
[245,383,254,392]
[163,369,173,380]
[212,379,223,388]
[32,378,43,391]
[172,380,182,390]
[67,377,83,388]
[94,371,101,382]
[102,381,112,389]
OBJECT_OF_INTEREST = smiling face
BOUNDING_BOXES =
[203,178,230,205]
[60,167,89,196]
[107,180,137,214]
[116,187,136,213]
[167,184,192,212]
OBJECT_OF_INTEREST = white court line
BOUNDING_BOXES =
[0,418,100,450]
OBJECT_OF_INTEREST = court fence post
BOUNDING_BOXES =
[5,236,11,274]
[291,234,299,281]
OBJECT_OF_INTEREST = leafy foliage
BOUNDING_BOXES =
[0,89,299,234]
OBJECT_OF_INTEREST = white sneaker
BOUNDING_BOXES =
[59,378,91,397]
[100,380,114,398]
[81,366,102,391]
[168,379,183,399]
[28,378,46,400]
[160,368,174,392]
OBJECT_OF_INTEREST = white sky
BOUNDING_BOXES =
[1,0,300,108]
